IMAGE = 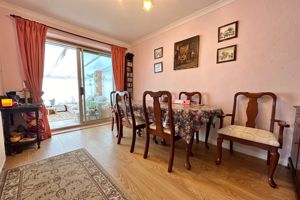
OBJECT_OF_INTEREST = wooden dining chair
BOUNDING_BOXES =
[179,92,202,104]
[116,91,146,153]
[110,91,119,133]
[216,92,289,188]
[143,91,179,172]
[179,91,202,143]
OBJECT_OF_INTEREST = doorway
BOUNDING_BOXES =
[43,40,113,130]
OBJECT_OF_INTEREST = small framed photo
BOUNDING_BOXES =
[217,45,237,64]
[154,62,163,73]
[218,21,238,42]
[154,47,163,59]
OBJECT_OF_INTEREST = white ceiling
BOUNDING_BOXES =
[2,0,225,43]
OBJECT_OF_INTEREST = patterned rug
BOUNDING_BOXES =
[0,149,128,200]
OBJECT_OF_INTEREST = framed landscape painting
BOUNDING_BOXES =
[217,45,237,63]
[218,21,238,42]
[174,35,199,70]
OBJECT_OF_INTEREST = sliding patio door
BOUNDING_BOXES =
[43,42,80,129]
[43,40,113,129]
[79,49,113,123]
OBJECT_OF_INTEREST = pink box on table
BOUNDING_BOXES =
[172,99,191,105]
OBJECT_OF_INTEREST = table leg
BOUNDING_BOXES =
[185,132,194,170]
[190,133,194,157]
[205,116,212,149]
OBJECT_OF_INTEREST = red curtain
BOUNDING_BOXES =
[15,17,51,140]
[111,46,126,91]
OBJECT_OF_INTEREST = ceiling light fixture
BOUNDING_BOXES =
[143,0,153,11]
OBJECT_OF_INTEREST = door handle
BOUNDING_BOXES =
[79,87,84,95]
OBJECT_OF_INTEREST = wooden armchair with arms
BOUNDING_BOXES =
[143,91,180,172]
[216,92,289,187]
[115,91,145,153]
[179,91,203,144]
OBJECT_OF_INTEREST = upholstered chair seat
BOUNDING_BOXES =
[126,118,146,126]
[149,124,171,134]
[218,125,280,147]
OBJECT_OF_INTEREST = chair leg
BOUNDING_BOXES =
[196,131,199,143]
[115,114,120,135]
[268,148,279,188]
[111,117,114,131]
[230,141,233,154]
[130,128,136,153]
[216,135,223,165]
[267,151,270,165]
[144,132,150,159]
[168,139,175,172]
[117,123,123,144]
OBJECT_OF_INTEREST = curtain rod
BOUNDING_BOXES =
[10,14,123,48]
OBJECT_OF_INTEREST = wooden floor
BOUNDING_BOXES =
[4,124,296,200]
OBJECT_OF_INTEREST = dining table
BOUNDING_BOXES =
[132,100,223,169]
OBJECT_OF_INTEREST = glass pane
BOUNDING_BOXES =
[43,42,80,129]
[82,50,112,122]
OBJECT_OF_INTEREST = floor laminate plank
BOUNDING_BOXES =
[3,124,295,200]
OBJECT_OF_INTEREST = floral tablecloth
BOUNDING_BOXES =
[132,101,223,143]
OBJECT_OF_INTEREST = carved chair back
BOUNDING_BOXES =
[179,92,202,104]
[116,91,135,127]
[231,92,277,132]
[143,91,175,137]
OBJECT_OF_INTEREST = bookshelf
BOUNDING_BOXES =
[124,53,134,98]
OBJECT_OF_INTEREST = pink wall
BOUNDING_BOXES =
[0,7,24,93]
[132,0,300,164]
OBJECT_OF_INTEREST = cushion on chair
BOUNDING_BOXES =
[129,118,145,126]
[122,117,145,126]
[149,124,171,134]
[218,125,280,147]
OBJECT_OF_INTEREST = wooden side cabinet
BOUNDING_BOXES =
[0,105,41,155]
[289,106,300,199]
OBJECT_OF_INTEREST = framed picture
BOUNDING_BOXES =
[218,21,238,42]
[154,62,163,73]
[154,47,163,59]
[217,45,237,64]
[174,35,199,70]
